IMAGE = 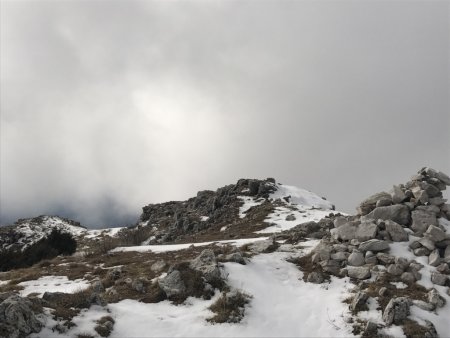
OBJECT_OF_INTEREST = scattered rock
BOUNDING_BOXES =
[348,251,365,267]
[400,272,416,284]
[158,270,186,298]
[428,250,441,267]
[411,210,438,235]
[190,249,221,282]
[424,225,446,243]
[306,271,325,284]
[391,185,406,204]
[0,295,43,338]
[285,214,296,221]
[412,299,435,311]
[151,260,167,273]
[350,291,368,312]
[387,264,404,276]
[382,297,410,325]
[358,239,389,252]
[355,222,378,242]
[431,272,448,286]
[92,280,105,294]
[362,205,410,225]
[384,220,408,242]
[427,289,446,308]
[357,192,392,215]
[224,252,246,265]
[347,266,371,280]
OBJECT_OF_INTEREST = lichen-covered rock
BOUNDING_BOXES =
[190,249,222,282]
[427,289,446,308]
[350,291,368,312]
[306,271,325,284]
[0,295,43,338]
[382,297,410,325]
[431,272,448,286]
[158,270,186,297]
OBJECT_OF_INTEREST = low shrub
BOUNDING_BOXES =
[208,290,251,323]
[0,229,77,271]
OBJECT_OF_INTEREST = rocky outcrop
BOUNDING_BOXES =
[0,294,43,338]
[137,178,277,243]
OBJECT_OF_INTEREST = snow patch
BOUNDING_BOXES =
[238,196,264,218]
[270,184,334,209]
[111,237,269,253]
[18,276,90,297]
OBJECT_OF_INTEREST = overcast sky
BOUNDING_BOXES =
[1,1,449,228]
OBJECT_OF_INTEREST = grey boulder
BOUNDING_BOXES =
[0,295,43,338]
[362,205,410,225]
[382,297,410,325]
[411,209,438,235]
[359,239,389,252]
[347,266,371,280]
[190,249,222,282]
[158,270,186,297]
[385,220,408,242]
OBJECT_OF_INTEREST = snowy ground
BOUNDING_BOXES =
[18,276,90,297]
[39,240,357,338]
[111,237,269,253]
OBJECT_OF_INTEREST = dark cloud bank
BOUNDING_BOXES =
[1,1,449,228]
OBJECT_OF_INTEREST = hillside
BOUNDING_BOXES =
[0,168,449,338]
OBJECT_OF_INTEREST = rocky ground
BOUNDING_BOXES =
[0,168,449,338]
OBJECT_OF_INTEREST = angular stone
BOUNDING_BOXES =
[365,255,378,265]
[376,198,392,207]
[348,251,365,266]
[436,263,450,274]
[363,205,410,225]
[190,249,221,282]
[158,270,186,297]
[359,239,389,252]
[351,291,368,312]
[224,252,246,265]
[334,223,357,241]
[424,167,450,185]
[357,192,392,215]
[424,225,446,242]
[419,238,436,251]
[376,253,395,265]
[428,250,441,267]
[400,272,416,284]
[355,222,378,242]
[391,185,406,204]
[331,252,349,261]
[411,209,438,235]
[382,297,410,325]
[431,272,448,286]
[429,196,447,206]
[409,241,422,250]
[428,289,446,308]
[387,264,404,276]
[151,260,167,273]
[412,299,435,311]
[414,247,430,256]
[347,266,371,280]
[385,220,408,242]
[306,271,324,284]
[0,295,43,338]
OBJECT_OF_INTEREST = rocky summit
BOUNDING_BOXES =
[1,168,450,338]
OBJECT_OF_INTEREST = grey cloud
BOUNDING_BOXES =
[1,1,449,228]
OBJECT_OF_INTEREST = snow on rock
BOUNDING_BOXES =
[85,227,125,239]
[0,215,87,251]
[257,206,335,234]
[237,196,265,218]
[77,241,354,338]
[255,183,337,234]
[270,184,334,210]
[18,276,90,297]
[111,237,269,253]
